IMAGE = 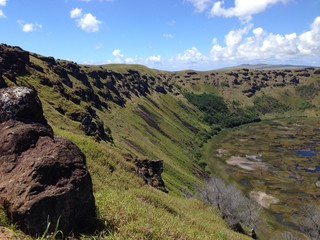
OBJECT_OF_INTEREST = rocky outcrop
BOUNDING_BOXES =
[123,153,168,193]
[0,87,47,124]
[0,44,29,75]
[0,87,96,236]
[136,159,168,193]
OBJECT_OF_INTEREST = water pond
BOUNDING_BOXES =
[204,117,320,233]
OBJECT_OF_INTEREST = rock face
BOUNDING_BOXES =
[0,44,29,75]
[0,87,47,124]
[0,75,7,88]
[0,87,96,236]
[136,159,168,193]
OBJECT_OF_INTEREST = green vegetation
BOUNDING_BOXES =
[1,60,249,239]
[37,217,63,240]
[253,95,291,114]
[185,92,260,128]
[296,83,318,99]
[2,45,320,239]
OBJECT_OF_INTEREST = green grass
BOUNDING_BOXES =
[6,59,248,239]
[3,48,320,239]
[52,125,249,240]
[83,188,250,240]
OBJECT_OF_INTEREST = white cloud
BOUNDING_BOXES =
[186,0,212,12]
[107,17,320,70]
[70,8,83,18]
[77,13,101,32]
[112,49,124,59]
[163,33,174,38]
[70,8,101,32]
[147,55,161,63]
[176,47,207,63]
[210,0,288,22]
[187,0,288,22]
[253,27,264,35]
[18,21,42,32]
[109,49,162,66]
[210,16,320,62]
[112,49,135,63]
[0,9,5,18]
[0,0,6,18]
[298,16,320,55]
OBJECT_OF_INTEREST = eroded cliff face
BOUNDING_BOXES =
[0,87,96,236]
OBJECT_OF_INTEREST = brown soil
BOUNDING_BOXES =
[250,191,280,208]
[226,156,267,171]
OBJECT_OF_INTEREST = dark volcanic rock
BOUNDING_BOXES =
[0,75,7,88]
[62,62,91,87]
[0,87,47,124]
[0,44,29,74]
[155,85,167,94]
[39,56,56,67]
[52,65,73,88]
[80,113,113,142]
[136,159,168,193]
[314,69,320,74]
[0,87,96,236]
[290,76,299,84]
[39,77,53,87]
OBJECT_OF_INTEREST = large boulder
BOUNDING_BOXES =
[0,87,96,236]
[0,87,47,124]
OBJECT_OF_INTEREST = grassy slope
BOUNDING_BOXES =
[2,45,319,239]
[0,52,250,239]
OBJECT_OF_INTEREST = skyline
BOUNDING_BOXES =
[0,0,319,70]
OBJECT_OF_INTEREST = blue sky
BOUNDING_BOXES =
[0,0,319,70]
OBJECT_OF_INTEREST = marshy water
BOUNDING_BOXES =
[204,117,320,230]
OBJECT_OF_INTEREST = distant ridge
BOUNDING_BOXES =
[221,63,316,70]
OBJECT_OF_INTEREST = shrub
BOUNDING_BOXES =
[253,95,291,114]
[296,83,318,99]
[199,177,261,231]
[185,93,260,128]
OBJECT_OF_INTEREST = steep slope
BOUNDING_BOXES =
[0,44,209,193]
[0,44,250,239]
[1,43,319,239]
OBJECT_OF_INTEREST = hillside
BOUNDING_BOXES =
[1,44,320,239]
[221,64,314,70]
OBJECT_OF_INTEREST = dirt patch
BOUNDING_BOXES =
[216,148,228,157]
[172,112,199,134]
[123,138,146,155]
[250,191,280,208]
[239,138,248,142]
[134,104,170,139]
[0,227,15,240]
[226,156,267,171]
